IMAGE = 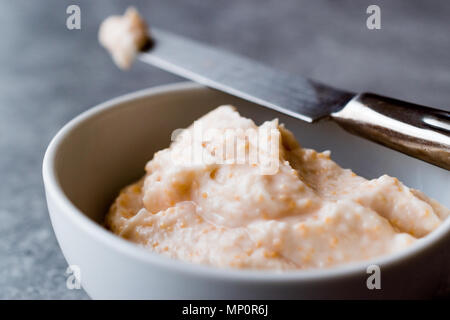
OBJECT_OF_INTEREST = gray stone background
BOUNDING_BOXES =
[0,0,449,299]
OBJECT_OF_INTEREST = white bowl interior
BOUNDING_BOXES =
[53,83,450,225]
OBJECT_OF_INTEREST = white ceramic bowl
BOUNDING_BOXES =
[43,82,450,299]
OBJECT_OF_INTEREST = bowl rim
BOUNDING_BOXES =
[43,81,450,283]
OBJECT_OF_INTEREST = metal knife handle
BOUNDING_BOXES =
[331,93,450,170]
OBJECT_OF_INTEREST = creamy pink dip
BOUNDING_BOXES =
[105,106,449,270]
[98,7,150,70]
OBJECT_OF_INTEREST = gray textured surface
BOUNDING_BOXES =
[1,0,449,299]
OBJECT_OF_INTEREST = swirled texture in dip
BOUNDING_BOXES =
[105,106,449,270]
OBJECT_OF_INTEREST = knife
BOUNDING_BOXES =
[139,28,450,170]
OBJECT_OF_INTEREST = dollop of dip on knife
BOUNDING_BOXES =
[99,7,151,70]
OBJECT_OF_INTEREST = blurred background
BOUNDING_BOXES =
[0,0,449,299]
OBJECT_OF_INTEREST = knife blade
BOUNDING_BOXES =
[138,28,450,170]
[139,28,354,123]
